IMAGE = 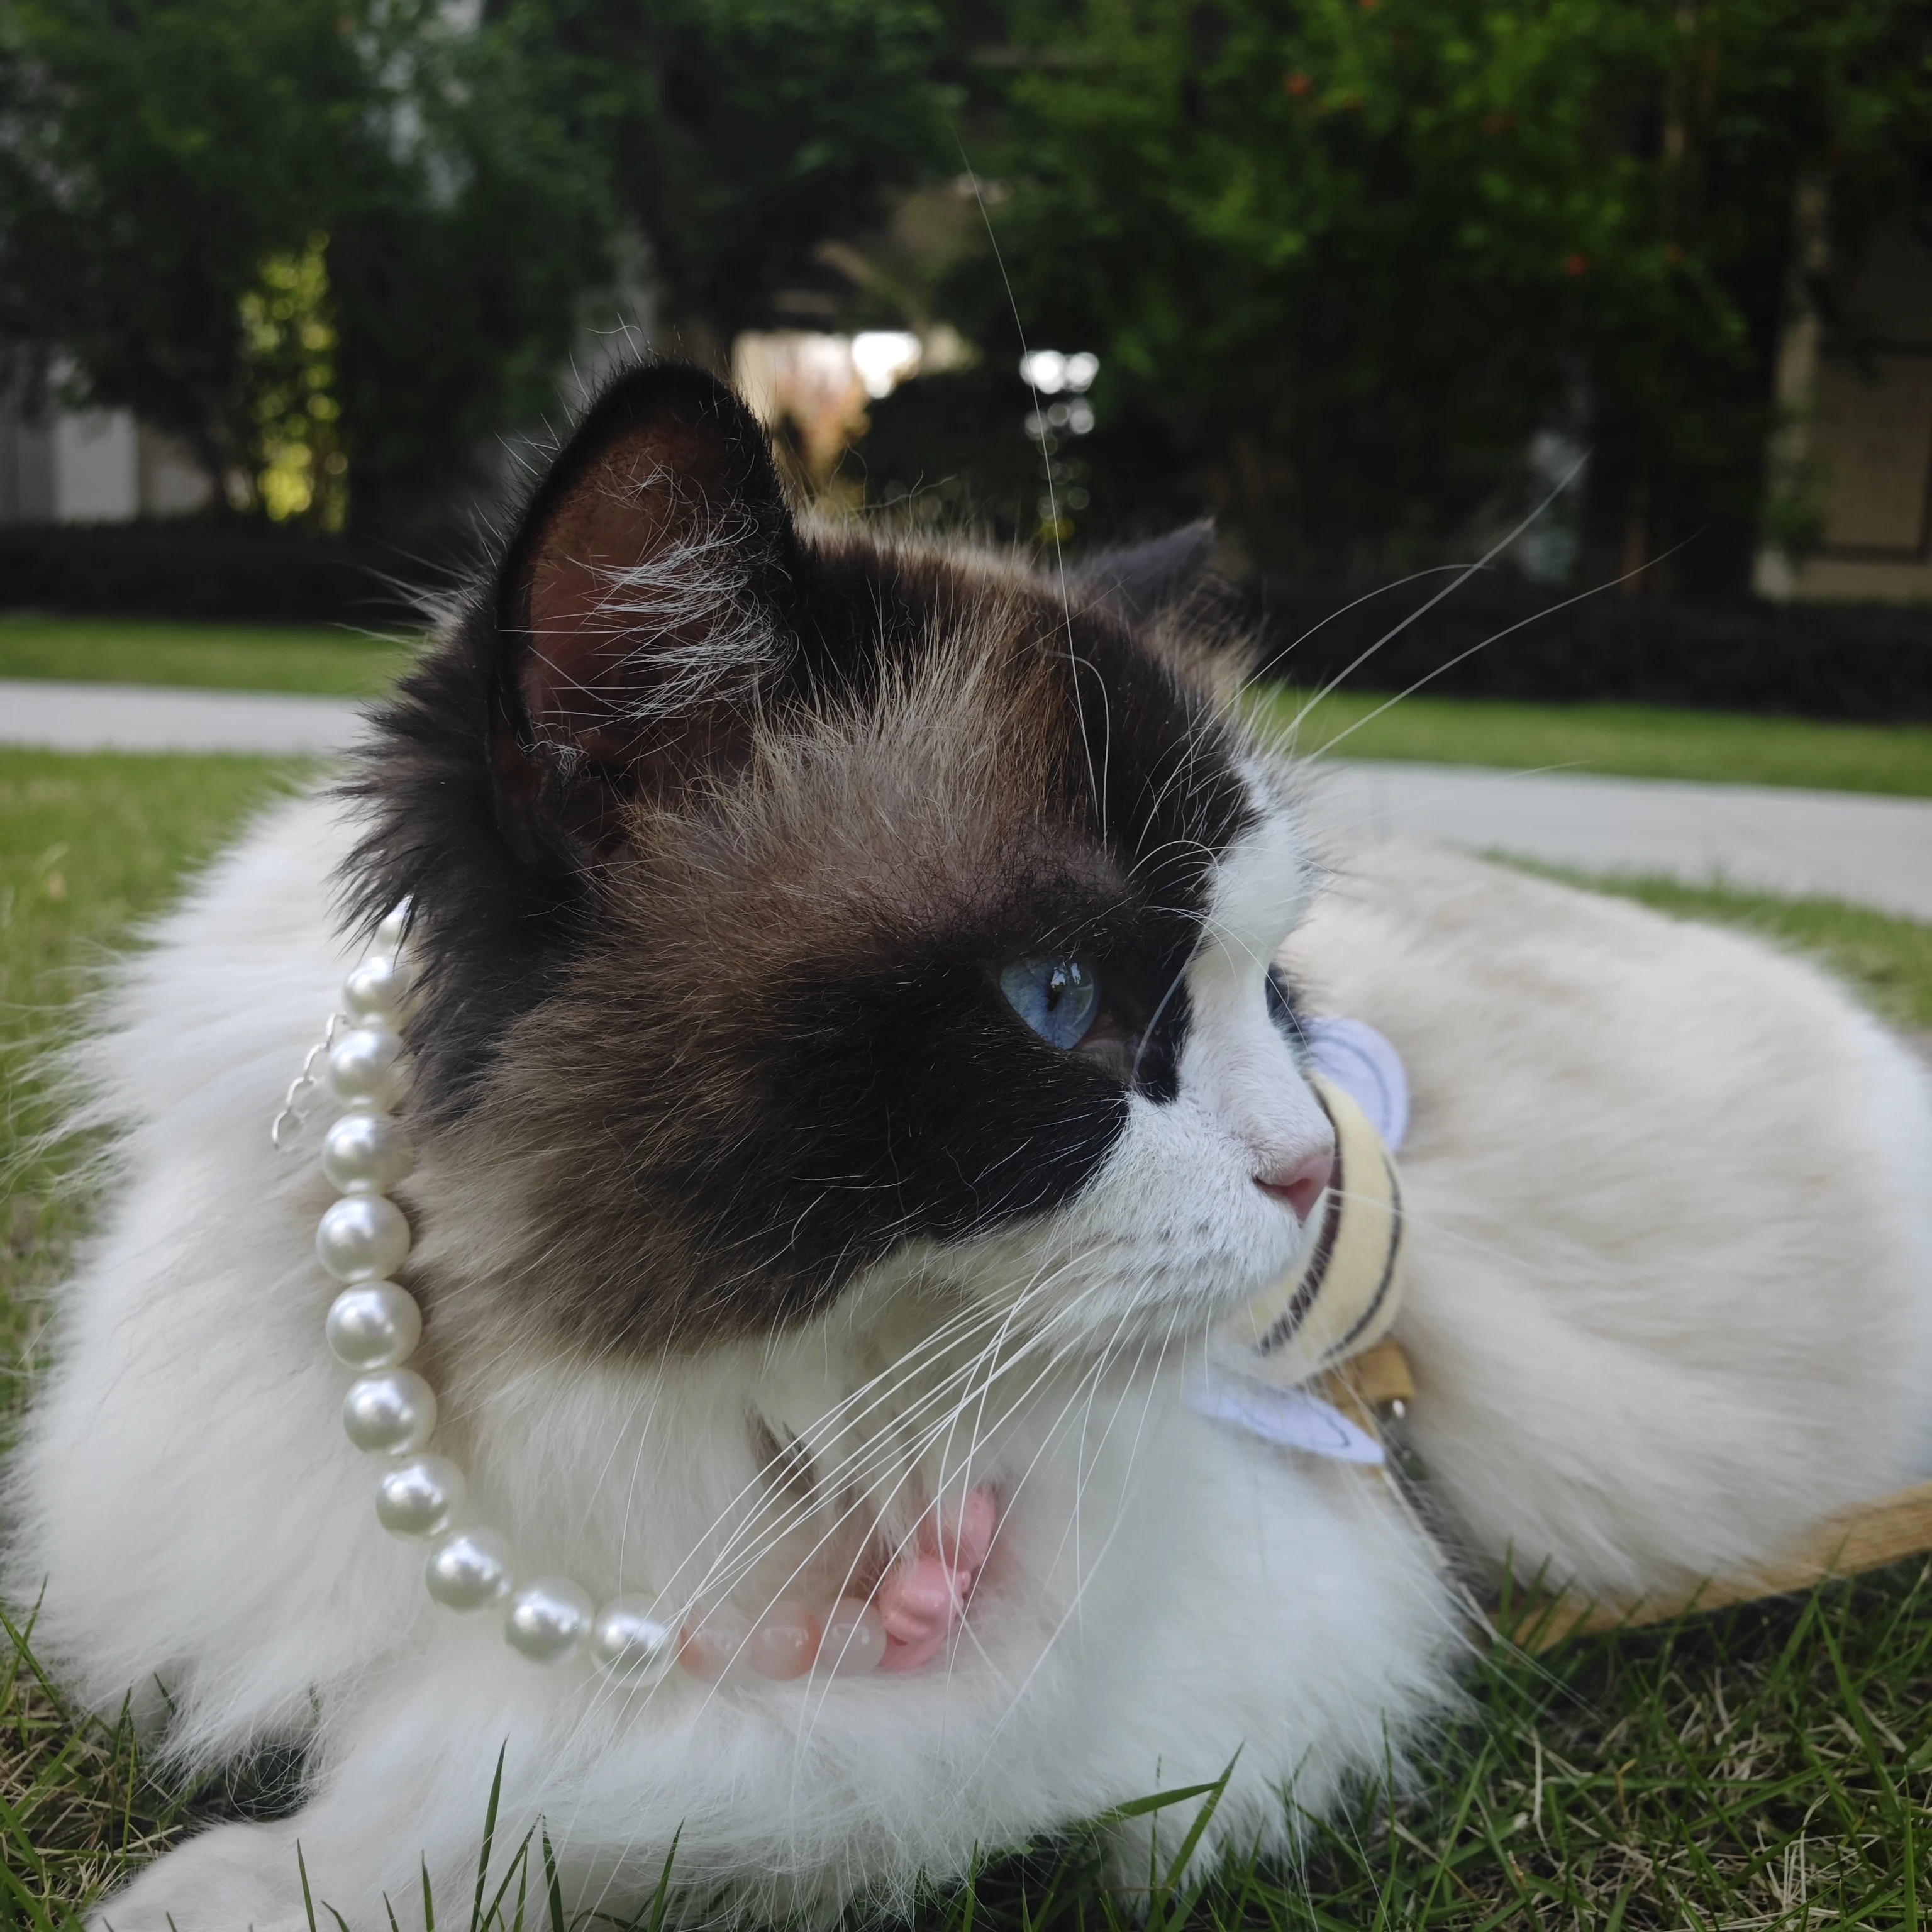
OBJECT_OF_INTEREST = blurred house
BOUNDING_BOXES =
[731,326,965,492]
[1758,213,1932,605]
[0,401,211,524]
[731,331,877,485]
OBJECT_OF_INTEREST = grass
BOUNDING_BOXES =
[0,613,417,697]
[1254,682,1932,797]
[0,748,309,1921]
[6,612,1932,800]
[1,743,1929,1927]
[0,750,305,1393]
[952,1580,1932,1932]
[6,1575,1928,1929]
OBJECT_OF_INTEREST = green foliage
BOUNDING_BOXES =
[0,0,362,488]
[0,0,609,530]
[0,0,963,530]
[929,0,1932,581]
[557,0,957,346]
[241,235,348,532]
[5,0,1926,566]
[321,0,618,528]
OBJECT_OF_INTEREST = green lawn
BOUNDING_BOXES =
[1,749,309,1918]
[1255,680,1932,797]
[0,613,417,697]
[2,743,1929,1927]
[0,751,304,1381]
[6,614,1932,801]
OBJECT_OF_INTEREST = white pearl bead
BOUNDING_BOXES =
[589,1598,677,1681]
[342,952,410,1026]
[377,899,413,951]
[505,1577,595,1664]
[316,1194,411,1282]
[327,1028,406,1113]
[375,1454,466,1538]
[821,1598,888,1676]
[426,1526,515,1611]
[326,1282,422,1369]
[322,1111,414,1195]
[341,1368,437,1455]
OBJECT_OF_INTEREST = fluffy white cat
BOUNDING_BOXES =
[9,363,1931,1929]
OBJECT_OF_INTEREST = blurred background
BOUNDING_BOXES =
[1,0,1929,705]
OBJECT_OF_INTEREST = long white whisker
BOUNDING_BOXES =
[1283,453,1589,738]
[958,1292,1191,1782]
[645,1294,1023,1616]
[1267,564,1476,680]
[1297,533,1700,763]
[953,126,1104,836]
[698,1254,1135,1621]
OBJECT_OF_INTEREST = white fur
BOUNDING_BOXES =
[1287,839,1932,1595]
[9,789,1932,1930]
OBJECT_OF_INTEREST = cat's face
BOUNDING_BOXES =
[351,364,1333,1359]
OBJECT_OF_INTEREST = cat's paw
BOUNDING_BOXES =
[89,1821,315,1932]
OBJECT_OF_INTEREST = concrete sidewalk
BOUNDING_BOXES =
[0,678,364,755]
[1299,758,1932,922]
[3,679,1928,920]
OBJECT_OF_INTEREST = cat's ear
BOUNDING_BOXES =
[1067,521,1217,625]
[489,360,799,861]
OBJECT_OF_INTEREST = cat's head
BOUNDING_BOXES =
[349,361,1333,1359]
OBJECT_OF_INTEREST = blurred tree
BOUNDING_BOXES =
[0,0,353,500]
[0,0,608,529]
[912,0,1932,587]
[325,0,614,528]
[0,0,961,528]
[550,0,955,352]
[241,234,348,534]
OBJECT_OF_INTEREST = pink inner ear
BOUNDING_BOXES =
[490,367,792,850]
[518,391,775,737]
[523,447,689,745]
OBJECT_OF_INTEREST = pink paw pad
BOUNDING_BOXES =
[875,1485,998,1672]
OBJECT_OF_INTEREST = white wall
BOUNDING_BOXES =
[0,404,215,523]
[1756,213,1932,604]
[52,409,138,521]
[138,425,215,516]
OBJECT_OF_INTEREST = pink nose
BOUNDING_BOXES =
[1256,1149,1334,1221]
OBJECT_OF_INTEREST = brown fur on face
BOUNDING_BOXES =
[350,362,1260,1354]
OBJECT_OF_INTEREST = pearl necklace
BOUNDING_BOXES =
[280,903,993,1684]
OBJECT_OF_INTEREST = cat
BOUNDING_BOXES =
[9,360,1932,1931]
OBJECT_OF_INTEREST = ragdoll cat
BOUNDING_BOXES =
[11,362,1932,1931]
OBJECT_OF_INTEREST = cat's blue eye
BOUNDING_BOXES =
[1000,956,1101,1050]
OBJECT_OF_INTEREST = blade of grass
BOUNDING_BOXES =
[541,1828,565,1932]
[298,1843,319,1932]
[471,1746,506,1932]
